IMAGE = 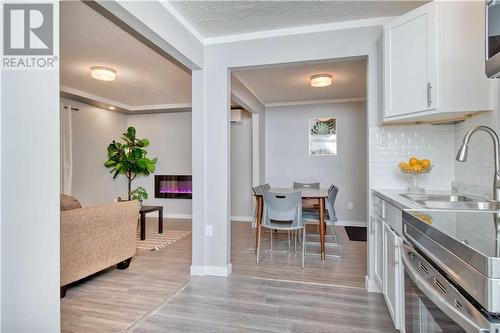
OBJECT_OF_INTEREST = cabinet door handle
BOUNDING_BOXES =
[389,239,393,265]
[427,82,432,107]
[394,243,399,266]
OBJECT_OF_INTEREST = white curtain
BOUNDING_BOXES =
[60,104,73,195]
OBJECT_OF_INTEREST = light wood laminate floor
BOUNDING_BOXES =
[61,219,192,333]
[129,276,396,333]
[231,222,367,288]
[62,219,394,333]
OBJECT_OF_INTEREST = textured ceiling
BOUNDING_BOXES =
[60,1,191,109]
[232,58,367,104]
[167,1,427,38]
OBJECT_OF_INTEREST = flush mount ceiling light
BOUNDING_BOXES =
[90,66,116,81]
[108,106,116,110]
[310,74,333,88]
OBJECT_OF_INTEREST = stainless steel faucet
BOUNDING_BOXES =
[456,126,500,202]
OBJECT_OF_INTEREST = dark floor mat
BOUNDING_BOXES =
[344,226,367,242]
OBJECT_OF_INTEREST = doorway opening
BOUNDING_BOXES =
[229,56,368,288]
[59,2,193,332]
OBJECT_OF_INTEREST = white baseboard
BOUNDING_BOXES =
[365,275,382,293]
[165,213,192,219]
[190,264,232,277]
[231,216,254,222]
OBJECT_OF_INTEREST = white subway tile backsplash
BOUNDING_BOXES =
[369,125,456,190]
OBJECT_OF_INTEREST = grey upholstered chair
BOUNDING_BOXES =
[257,191,306,268]
[302,185,341,258]
[293,182,320,189]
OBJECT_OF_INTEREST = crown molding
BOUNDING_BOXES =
[265,97,366,108]
[158,2,393,46]
[159,1,205,43]
[203,16,393,45]
[60,85,191,114]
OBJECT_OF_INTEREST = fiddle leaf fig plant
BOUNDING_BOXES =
[104,127,157,200]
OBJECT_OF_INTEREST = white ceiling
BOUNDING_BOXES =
[166,1,426,39]
[60,1,192,112]
[232,58,367,105]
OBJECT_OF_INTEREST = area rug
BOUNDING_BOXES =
[344,226,367,242]
[136,229,191,251]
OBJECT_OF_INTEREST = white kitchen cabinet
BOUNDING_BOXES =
[373,215,385,288]
[383,1,494,122]
[384,222,402,330]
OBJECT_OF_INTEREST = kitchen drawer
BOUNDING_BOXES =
[373,195,385,219]
[385,202,402,236]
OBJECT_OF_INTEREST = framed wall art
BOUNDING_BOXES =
[309,117,337,155]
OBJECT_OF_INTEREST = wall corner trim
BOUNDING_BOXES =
[190,264,232,277]
[365,275,382,293]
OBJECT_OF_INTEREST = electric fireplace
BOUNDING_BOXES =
[155,175,192,199]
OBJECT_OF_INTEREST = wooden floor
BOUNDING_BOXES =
[61,219,192,333]
[128,276,396,333]
[231,222,367,288]
[62,218,395,333]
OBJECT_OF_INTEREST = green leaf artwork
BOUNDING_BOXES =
[104,127,157,200]
[309,118,337,156]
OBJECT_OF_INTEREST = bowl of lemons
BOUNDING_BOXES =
[399,157,432,174]
[398,157,432,193]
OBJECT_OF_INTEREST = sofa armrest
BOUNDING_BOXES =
[60,200,140,286]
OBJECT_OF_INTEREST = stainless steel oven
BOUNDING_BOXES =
[486,0,500,77]
[402,239,491,332]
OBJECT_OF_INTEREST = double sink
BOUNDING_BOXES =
[399,193,500,211]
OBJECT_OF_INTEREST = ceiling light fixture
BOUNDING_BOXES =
[310,74,332,88]
[90,66,116,81]
[108,106,116,110]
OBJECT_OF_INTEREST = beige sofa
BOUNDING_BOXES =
[60,200,140,297]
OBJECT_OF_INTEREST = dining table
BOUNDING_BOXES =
[253,187,329,260]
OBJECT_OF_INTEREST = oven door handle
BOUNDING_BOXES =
[401,243,490,333]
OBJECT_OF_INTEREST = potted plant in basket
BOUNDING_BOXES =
[104,127,157,200]
[130,187,148,206]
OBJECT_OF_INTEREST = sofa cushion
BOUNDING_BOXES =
[60,194,82,211]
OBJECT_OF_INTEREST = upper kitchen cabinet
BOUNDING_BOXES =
[383,1,494,123]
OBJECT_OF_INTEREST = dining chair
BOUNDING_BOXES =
[302,185,342,258]
[293,182,320,189]
[251,185,263,228]
[294,182,320,211]
[256,191,306,268]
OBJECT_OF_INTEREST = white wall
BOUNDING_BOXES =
[63,99,128,206]
[198,25,382,275]
[63,99,194,217]
[127,112,192,218]
[266,102,367,223]
[1,3,60,331]
[230,111,253,219]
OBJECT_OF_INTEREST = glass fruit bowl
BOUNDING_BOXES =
[399,165,433,194]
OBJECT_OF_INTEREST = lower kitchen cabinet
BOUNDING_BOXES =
[373,215,385,288]
[371,194,405,331]
[384,222,402,330]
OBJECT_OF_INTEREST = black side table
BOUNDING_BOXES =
[139,205,163,240]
